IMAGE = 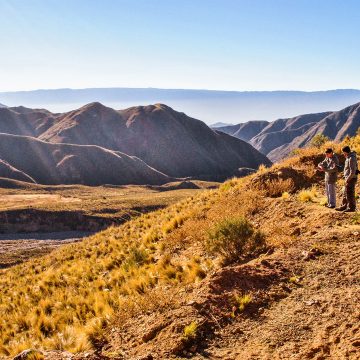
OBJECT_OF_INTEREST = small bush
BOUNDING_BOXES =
[206,217,265,263]
[351,213,360,225]
[310,134,330,148]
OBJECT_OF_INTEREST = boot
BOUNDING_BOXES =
[335,205,347,211]
[343,208,356,213]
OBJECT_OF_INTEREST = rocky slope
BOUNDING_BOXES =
[0,133,171,185]
[0,103,270,184]
[38,102,271,179]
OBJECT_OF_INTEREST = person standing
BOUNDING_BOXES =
[336,146,358,212]
[317,148,339,208]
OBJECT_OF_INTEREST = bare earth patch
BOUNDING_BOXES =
[0,232,92,268]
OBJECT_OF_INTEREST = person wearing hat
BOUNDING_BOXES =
[336,146,358,212]
[317,148,339,208]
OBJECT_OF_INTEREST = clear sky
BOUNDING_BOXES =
[0,0,359,92]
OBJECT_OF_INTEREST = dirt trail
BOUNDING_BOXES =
[0,231,92,268]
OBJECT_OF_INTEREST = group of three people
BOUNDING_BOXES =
[317,146,358,212]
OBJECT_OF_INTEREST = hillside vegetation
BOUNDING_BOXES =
[1,135,360,359]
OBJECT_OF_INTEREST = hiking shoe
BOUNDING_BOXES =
[343,208,356,213]
[335,206,347,211]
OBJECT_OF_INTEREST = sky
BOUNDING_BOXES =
[0,0,359,92]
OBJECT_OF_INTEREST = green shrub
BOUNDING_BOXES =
[310,134,329,148]
[206,217,265,263]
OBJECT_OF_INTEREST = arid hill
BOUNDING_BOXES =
[38,102,271,179]
[0,159,36,183]
[216,120,269,142]
[217,101,360,162]
[0,106,55,137]
[0,103,271,184]
[0,133,171,185]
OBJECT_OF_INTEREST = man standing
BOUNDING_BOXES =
[318,148,339,208]
[336,146,358,212]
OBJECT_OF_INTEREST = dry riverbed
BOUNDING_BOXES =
[0,231,93,268]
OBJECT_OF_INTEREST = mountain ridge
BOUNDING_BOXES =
[0,103,270,184]
[217,101,360,161]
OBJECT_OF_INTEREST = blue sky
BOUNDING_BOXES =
[0,0,359,92]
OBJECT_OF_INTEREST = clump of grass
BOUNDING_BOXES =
[206,217,266,264]
[289,276,301,285]
[319,197,328,206]
[257,164,268,173]
[297,187,318,202]
[281,191,290,200]
[183,321,197,340]
[351,213,360,225]
[234,293,252,312]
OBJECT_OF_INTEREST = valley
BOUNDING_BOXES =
[0,180,217,268]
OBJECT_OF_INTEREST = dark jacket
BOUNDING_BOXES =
[344,151,358,182]
[319,154,339,184]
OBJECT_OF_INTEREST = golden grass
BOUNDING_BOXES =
[281,192,290,200]
[297,187,319,202]
[234,293,252,312]
[0,190,218,355]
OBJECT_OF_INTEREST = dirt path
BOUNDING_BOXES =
[0,231,93,268]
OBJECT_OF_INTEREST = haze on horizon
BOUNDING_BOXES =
[0,0,360,93]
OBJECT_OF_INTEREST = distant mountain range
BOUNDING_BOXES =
[211,122,233,128]
[217,102,360,161]
[0,103,6,108]
[1,88,360,124]
[0,103,270,185]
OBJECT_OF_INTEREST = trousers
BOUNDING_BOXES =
[325,182,336,207]
[341,178,357,210]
